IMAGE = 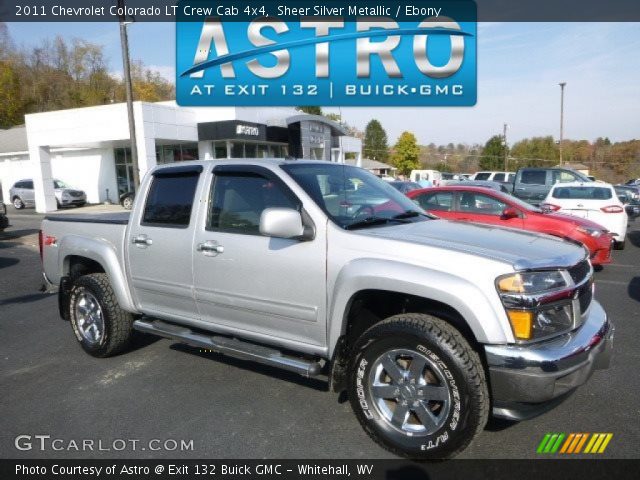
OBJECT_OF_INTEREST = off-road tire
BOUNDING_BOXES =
[68,273,133,357]
[348,313,489,459]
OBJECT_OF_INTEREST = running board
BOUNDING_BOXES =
[132,319,323,378]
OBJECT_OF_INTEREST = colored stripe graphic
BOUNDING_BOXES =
[537,433,612,454]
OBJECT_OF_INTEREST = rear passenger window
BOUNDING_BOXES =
[474,173,491,181]
[25,181,34,189]
[520,170,546,185]
[493,173,505,182]
[142,172,200,227]
[208,174,298,235]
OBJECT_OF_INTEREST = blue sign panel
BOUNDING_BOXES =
[176,1,476,106]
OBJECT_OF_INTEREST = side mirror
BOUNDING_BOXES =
[501,207,519,219]
[260,208,305,239]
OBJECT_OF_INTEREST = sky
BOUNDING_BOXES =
[6,21,640,146]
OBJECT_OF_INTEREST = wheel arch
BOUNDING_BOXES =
[58,236,138,314]
[327,259,512,360]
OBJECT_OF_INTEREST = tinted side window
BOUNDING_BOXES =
[25,181,34,189]
[208,174,298,235]
[520,170,546,185]
[417,192,453,211]
[475,172,491,181]
[142,173,200,227]
[493,173,505,182]
[459,192,507,215]
[14,182,24,189]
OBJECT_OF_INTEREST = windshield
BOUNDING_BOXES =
[281,163,431,229]
[53,180,71,189]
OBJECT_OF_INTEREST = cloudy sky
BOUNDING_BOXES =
[7,21,640,145]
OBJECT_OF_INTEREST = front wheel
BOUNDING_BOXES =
[68,273,134,357]
[614,238,626,250]
[348,313,489,459]
[12,197,24,209]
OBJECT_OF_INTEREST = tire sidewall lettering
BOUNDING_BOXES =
[355,338,466,452]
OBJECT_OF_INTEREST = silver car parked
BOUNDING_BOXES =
[9,179,87,209]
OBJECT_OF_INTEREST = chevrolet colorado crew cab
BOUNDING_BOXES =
[41,159,613,459]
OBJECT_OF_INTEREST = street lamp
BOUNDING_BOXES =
[502,123,508,171]
[559,82,566,165]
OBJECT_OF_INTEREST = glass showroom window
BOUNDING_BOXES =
[114,147,134,196]
[156,143,199,164]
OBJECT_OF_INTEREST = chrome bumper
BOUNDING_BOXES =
[485,300,613,420]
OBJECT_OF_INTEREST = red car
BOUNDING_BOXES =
[407,186,613,265]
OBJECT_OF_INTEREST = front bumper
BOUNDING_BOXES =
[485,300,613,420]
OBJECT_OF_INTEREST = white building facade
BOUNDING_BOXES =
[0,102,362,212]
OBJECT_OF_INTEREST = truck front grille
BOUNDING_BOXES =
[568,259,590,284]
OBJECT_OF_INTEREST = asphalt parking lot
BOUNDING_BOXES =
[1,209,638,459]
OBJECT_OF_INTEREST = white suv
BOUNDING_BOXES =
[542,182,628,250]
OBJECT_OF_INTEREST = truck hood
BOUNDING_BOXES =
[357,219,586,270]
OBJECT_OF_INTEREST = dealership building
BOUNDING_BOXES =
[0,101,362,212]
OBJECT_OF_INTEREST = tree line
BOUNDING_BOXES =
[0,23,174,129]
[357,116,639,182]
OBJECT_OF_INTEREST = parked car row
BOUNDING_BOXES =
[406,185,615,264]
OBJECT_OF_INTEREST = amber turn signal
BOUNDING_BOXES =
[507,310,534,340]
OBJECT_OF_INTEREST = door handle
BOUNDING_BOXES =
[197,241,224,255]
[132,235,153,246]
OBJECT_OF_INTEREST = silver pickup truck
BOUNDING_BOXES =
[41,159,613,459]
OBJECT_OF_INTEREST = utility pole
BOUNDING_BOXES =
[559,82,566,165]
[503,123,508,171]
[118,0,140,190]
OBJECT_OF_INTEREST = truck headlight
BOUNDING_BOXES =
[496,271,576,341]
[497,271,567,294]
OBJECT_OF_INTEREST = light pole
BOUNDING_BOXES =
[118,0,140,190]
[503,123,508,171]
[559,82,566,165]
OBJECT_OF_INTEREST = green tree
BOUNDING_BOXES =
[510,136,558,167]
[479,135,506,170]
[392,131,420,176]
[296,106,322,115]
[363,119,389,162]
[0,61,23,128]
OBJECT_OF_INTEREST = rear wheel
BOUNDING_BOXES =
[348,313,489,459]
[12,197,24,209]
[68,273,133,357]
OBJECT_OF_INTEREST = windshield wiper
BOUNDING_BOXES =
[392,210,428,219]
[345,216,411,230]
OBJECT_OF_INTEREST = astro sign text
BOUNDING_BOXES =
[176,2,476,106]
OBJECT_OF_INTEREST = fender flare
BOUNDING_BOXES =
[58,234,138,313]
[326,258,513,357]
